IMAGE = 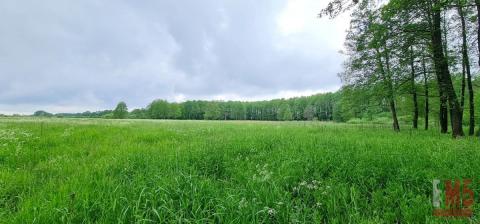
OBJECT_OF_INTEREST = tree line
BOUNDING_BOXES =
[33,93,338,121]
[32,80,478,133]
[112,93,338,121]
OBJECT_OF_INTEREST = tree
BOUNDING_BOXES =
[319,0,365,19]
[204,102,222,120]
[340,5,401,131]
[278,103,293,121]
[456,0,475,135]
[129,108,147,119]
[168,103,182,119]
[422,55,431,130]
[408,46,419,129]
[113,102,128,119]
[431,0,464,137]
[303,105,316,120]
[147,100,169,119]
[33,110,53,117]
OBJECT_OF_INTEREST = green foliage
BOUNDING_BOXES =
[33,111,53,117]
[204,102,222,120]
[55,110,113,118]
[167,103,182,119]
[147,100,169,119]
[112,102,128,119]
[102,113,114,119]
[138,93,339,121]
[1,118,479,223]
[129,109,148,119]
[277,103,293,121]
[303,105,316,120]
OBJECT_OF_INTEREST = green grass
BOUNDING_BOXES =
[0,118,479,223]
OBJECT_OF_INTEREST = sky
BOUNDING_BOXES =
[0,0,350,114]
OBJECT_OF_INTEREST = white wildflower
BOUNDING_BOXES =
[264,207,276,216]
[61,127,73,137]
[238,197,247,209]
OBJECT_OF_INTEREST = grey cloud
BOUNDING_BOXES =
[0,0,346,114]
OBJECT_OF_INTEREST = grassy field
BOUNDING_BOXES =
[0,118,479,223]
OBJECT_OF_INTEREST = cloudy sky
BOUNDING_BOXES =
[0,0,350,114]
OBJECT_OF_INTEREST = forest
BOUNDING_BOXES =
[38,93,338,122]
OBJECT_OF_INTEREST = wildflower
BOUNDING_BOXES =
[264,207,276,216]
[238,197,247,209]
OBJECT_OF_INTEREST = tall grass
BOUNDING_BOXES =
[0,118,478,223]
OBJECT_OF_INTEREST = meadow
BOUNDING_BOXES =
[0,118,479,223]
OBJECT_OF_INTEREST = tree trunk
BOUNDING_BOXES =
[431,6,464,137]
[440,100,448,133]
[440,6,455,135]
[422,56,429,130]
[410,46,419,129]
[385,49,400,132]
[376,47,400,132]
[460,60,466,122]
[390,99,400,132]
[428,8,448,134]
[458,4,475,136]
[435,66,448,133]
